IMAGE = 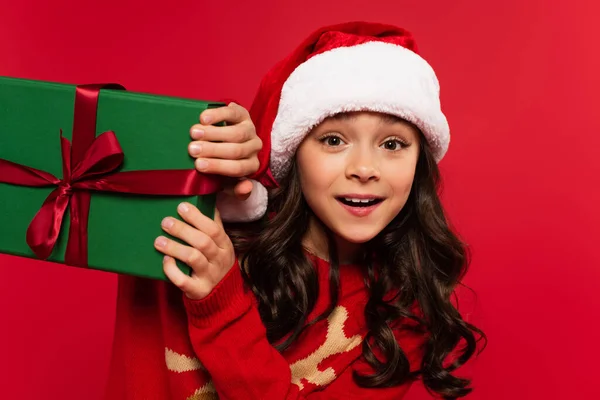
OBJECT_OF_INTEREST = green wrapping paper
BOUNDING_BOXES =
[0,76,223,280]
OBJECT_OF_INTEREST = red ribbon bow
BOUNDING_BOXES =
[0,84,220,267]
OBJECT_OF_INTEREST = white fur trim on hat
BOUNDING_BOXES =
[270,41,450,181]
[216,179,268,222]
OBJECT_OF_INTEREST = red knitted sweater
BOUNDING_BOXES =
[104,255,425,399]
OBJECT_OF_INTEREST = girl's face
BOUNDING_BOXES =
[296,111,420,249]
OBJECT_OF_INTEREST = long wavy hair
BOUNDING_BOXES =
[225,130,486,399]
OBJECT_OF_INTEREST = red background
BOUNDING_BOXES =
[0,1,598,399]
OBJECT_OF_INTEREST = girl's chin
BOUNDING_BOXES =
[333,228,379,245]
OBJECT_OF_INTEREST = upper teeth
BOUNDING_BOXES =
[345,198,375,203]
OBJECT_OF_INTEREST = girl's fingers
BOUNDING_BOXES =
[190,121,256,143]
[160,205,235,301]
[160,215,219,260]
[232,179,253,200]
[163,256,212,300]
[188,139,261,160]
[163,255,192,288]
[154,234,210,271]
[213,207,224,229]
[176,202,229,249]
[199,102,249,126]
[194,157,260,178]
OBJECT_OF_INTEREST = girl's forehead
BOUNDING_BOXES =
[323,111,409,126]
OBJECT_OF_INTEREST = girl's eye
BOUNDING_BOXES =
[320,135,344,146]
[381,139,407,151]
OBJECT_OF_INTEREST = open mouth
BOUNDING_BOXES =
[336,197,384,208]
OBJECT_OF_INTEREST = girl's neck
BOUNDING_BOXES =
[302,217,362,265]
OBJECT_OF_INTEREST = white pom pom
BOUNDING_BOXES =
[216,179,268,222]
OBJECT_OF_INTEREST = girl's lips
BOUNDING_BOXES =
[336,198,383,217]
[336,193,385,200]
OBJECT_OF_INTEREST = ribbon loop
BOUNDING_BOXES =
[71,131,124,183]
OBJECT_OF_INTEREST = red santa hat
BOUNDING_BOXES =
[218,21,450,222]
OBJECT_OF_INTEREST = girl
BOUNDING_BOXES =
[107,21,484,400]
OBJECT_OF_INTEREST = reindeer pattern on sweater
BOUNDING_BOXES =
[165,306,363,399]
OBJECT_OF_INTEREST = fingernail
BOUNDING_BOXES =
[161,217,174,229]
[155,236,167,248]
[191,128,204,139]
[178,202,189,213]
[196,159,208,170]
[202,115,212,124]
[163,255,170,263]
[189,143,202,156]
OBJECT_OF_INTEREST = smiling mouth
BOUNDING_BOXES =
[336,197,384,207]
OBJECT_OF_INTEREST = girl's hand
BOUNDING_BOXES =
[154,202,235,300]
[190,102,261,201]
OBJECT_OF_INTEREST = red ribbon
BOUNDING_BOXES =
[0,84,220,267]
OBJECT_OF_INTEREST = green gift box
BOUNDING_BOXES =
[0,76,223,280]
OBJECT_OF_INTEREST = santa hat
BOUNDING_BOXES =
[218,21,450,222]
